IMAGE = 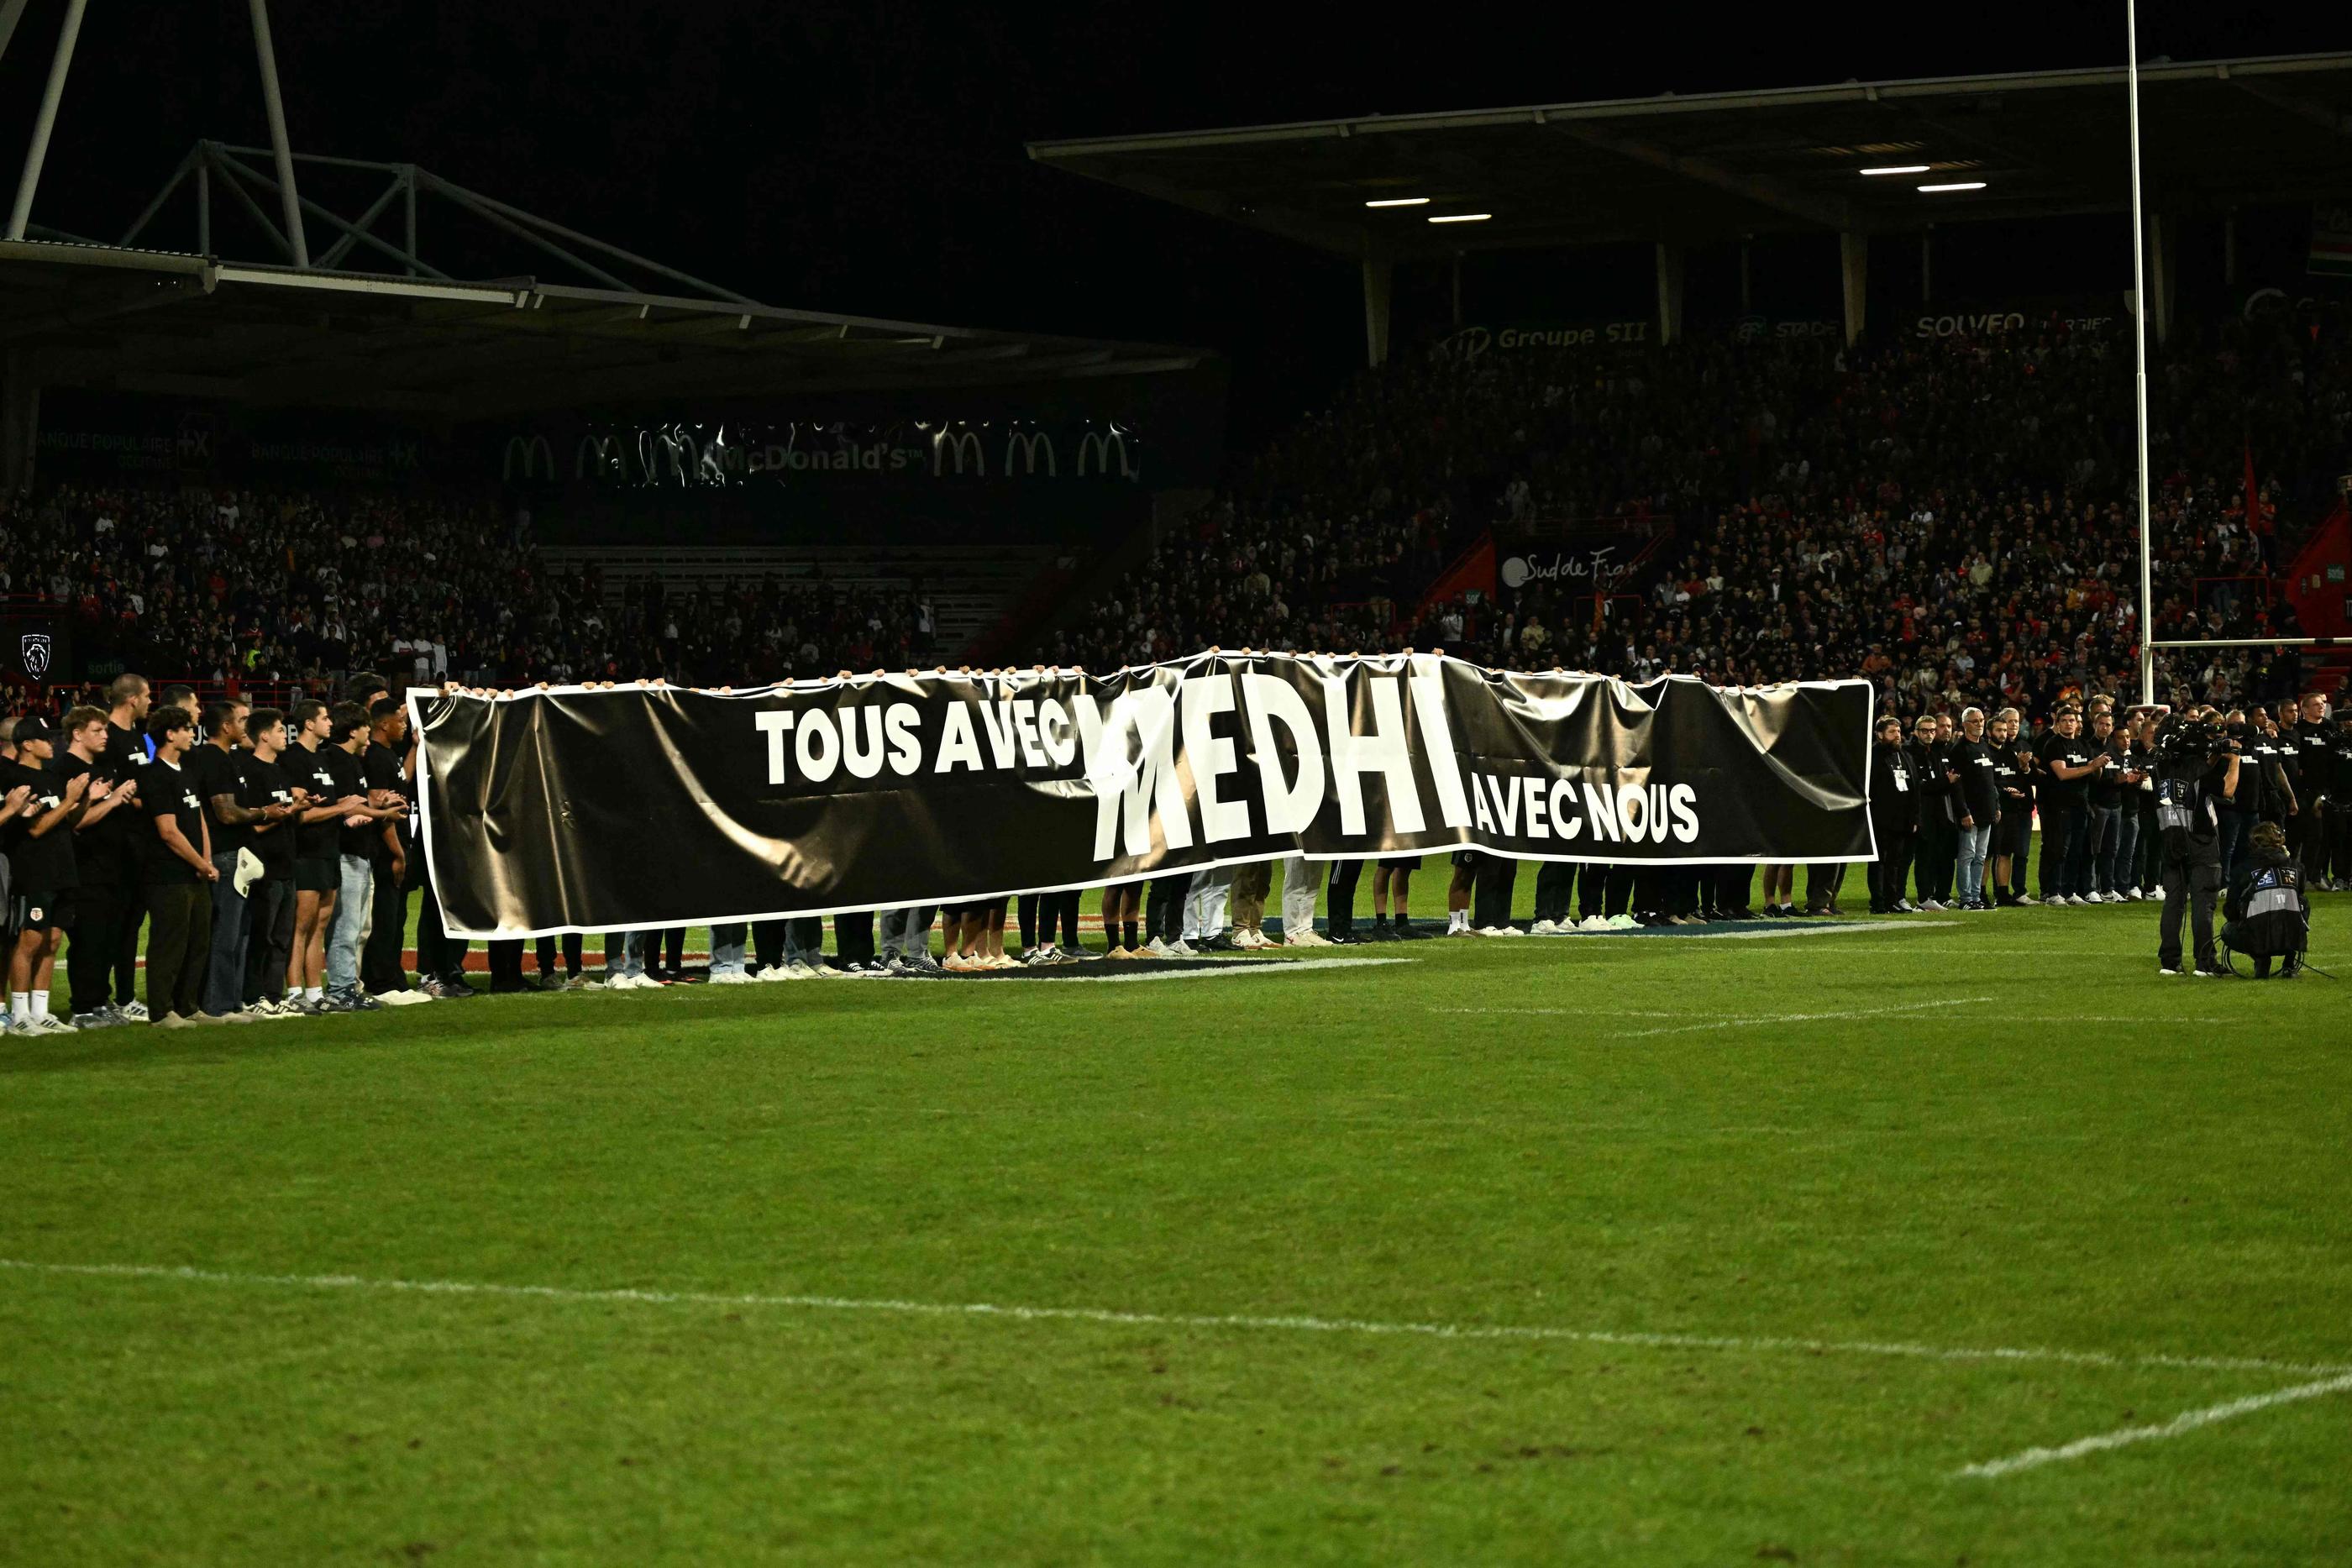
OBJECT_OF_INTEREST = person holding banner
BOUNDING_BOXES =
[1228,863,1273,948]
[1371,856,1420,940]
[1278,857,1327,947]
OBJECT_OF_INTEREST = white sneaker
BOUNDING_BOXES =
[1604,913,1641,931]
[2124,886,2144,901]
[1283,929,1331,947]
[120,1000,150,1022]
[2067,894,2088,906]
[2015,894,2040,906]
[1478,925,1527,937]
[1168,939,1197,957]
[4,1018,37,1036]
[707,970,754,985]
[1527,918,1560,936]
[1143,938,1173,957]
[33,1014,76,1034]
[2086,891,2108,905]
[753,964,792,983]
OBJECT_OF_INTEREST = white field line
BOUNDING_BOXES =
[1538,920,1961,941]
[1619,996,1994,1037]
[3,1258,2344,1381]
[1428,1006,1686,1017]
[1956,1371,2352,1478]
[1029,957,1410,983]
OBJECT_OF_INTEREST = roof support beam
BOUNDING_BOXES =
[6,0,87,242]
[1541,120,1854,231]
[2226,75,2352,138]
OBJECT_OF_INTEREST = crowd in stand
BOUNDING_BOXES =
[1063,307,2349,725]
[4,308,2343,726]
[0,487,922,705]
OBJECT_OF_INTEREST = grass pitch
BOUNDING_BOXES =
[2,877,2348,1565]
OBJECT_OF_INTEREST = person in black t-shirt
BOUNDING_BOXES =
[1906,713,1953,910]
[323,701,405,1009]
[2034,705,2102,904]
[1987,709,2033,906]
[5,718,92,1036]
[1947,707,2001,911]
[195,700,292,1020]
[2295,691,2347,889]
[53,706,139,1026]
[239,707,305,1015]
[89,673,154,1019]
[286,700,360,1011]
[2080,711,2129,901]
[2269,700,2306,873]
[139,707,217,1027]
[360,700,416,998]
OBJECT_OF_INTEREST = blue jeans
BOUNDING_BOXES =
[879,906,934,958]
[1955,823,1992,907]
[783,918,825,964]
[203,851,252,1016]
[2218,812,2252,891]
[709,922,747,977]
[328,853,373,993]
[2080,805,2118,894]
[606,931,649,978]
[2108,810,2144,894]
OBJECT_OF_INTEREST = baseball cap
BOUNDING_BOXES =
[13,716,55,744]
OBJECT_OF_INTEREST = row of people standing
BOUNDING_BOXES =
[0,670,419,1032]
[1866,692,2347,915]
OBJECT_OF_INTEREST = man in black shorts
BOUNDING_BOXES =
[238,707,305,1017]
[286,700,358,1012]
[1444,851,1478,936]
[6,718,91,1036]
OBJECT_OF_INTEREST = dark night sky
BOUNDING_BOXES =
[4,2,2344,432]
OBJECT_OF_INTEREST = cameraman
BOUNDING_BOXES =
[2154,711,2239,978]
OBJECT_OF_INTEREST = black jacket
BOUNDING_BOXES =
[1908,739,1953,830]
[2223,842,2307,959]
[1870,740,1918,831]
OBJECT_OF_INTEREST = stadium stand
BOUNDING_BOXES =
[1060,304,2352,721]
[3,306,2346,729]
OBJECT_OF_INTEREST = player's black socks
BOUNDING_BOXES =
[1122,920,1139,951]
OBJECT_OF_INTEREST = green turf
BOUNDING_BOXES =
[2,878,2348,1564]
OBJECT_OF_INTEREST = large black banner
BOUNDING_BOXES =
[412,654,1874,938]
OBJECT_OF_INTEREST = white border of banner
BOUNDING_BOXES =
[408,656,1879,941]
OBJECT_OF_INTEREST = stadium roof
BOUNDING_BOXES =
[0,239,1211,421]
[1029,52,2352,261]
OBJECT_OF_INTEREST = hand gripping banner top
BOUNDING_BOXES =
[410,653,1875,938]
